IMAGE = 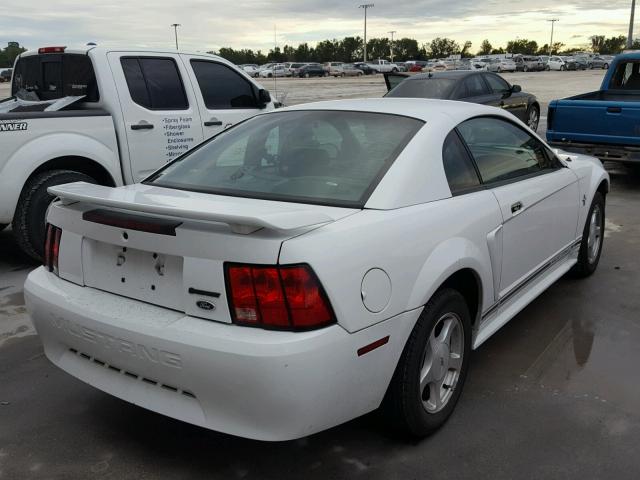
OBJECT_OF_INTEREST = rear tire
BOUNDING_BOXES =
[560,65,566,71]
[526,104,540,132]
[383,289,471,437]
[12,170,96,261]
[523,65,529,72]
[572,192,605,277]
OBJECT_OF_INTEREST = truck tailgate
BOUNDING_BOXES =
[548,99,640,146]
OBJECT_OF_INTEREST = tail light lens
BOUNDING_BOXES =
[44,223,62,274]
[225,264,335,331]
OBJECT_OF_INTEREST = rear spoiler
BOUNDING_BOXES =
[48,182,334,234]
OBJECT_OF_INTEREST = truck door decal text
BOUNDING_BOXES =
[162,116,195,161]
[0,122,28,132]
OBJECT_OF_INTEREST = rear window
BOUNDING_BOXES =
[146,110,424,207]
[11,54,98,101]
[386,78,456,99]
[610,61,640,90]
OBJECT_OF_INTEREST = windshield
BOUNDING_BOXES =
[146,110,424,207]
[11,53,98,101]
[386,77,456,99]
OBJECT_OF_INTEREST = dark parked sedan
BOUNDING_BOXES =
[385,71,541,131]
[353,62,376,75]
[297,64,327,78]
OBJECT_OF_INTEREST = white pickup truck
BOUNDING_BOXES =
[0,45,275,260]
[366,59,399,73]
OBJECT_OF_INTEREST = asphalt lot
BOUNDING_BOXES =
[3,70,640,479]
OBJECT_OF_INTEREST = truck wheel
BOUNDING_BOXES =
[572,192,605,277]
[383,289,471,437]
[12,170,96,261]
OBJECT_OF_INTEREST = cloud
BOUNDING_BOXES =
[0,0,632,53]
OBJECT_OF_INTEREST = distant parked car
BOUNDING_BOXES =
[259,64,289,78]
[385,70,541,131]
[588,56,610,69]
[572,56,590,70]
[353,62,376,75]
[486,58,516,73]
[0,69,12,83]
[514,55,544,72]
[285,62,307,76]
[341,64,364,76]
[239,64,260,77]
[323,62,344,77]
[394,62,409,72]
[405,60,428,72]
[547,56,569,71]
[297,63,327,78]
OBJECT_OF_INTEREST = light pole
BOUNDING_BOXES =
[547,19,559,56]
[171,23,181,50]
[628,0,636,49]
[388,30,396,62]
[359,4,374,62]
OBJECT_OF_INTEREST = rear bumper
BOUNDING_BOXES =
[25,267,419,441]
[548,140,640,163]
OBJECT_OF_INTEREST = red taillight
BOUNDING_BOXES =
[38,46,66,54]
[226,264,335,331]
[44,223,62,273]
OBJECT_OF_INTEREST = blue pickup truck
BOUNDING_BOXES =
[547,53,640,164]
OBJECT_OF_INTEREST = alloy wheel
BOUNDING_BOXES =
[587,203,603,264]
[528,107,539,131]
[419,312,464,413]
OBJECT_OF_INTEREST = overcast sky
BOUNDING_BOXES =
[0,0,635,53]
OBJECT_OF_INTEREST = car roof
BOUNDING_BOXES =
[281,97,507,124]
[408,71,487,81]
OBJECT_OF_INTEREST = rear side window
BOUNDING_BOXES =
[190,60,258,109]
[483,74,510,94]
[457,116,557,184]
[459,75,488,98]
[121,57,188,110]
[12,54,99,101]
[442,130,481,194]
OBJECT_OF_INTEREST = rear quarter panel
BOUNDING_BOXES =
[279,191,503,333]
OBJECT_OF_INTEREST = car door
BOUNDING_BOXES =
[182,55,264,141]
[456,116,580,299]
[483,73,528,122]
[108,52,204,181]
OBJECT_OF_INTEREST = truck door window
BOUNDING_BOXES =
[120,57,188,110]
[190,60,259,109]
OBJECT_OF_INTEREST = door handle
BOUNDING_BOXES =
[131,121,154,130]
[204,118,223,126]
[511,201,523,214]
[606,106,622,113]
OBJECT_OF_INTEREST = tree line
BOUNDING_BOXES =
[211,34,639,65]
[0,42,27,68]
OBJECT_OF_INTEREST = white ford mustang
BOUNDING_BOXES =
[25,98,609,441]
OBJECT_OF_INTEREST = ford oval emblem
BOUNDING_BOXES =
[196,300,215,311]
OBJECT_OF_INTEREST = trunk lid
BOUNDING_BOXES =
[48,183,357,324]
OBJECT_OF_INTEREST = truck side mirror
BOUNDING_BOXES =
[257,89,271,109]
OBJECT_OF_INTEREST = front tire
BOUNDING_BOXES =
[560,65,566,71]
[12,170,96,261]
[383,289,471,437]
[573,192,605,277]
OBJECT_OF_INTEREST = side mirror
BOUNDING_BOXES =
[511,84,522,93]
[257,89,271,109]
